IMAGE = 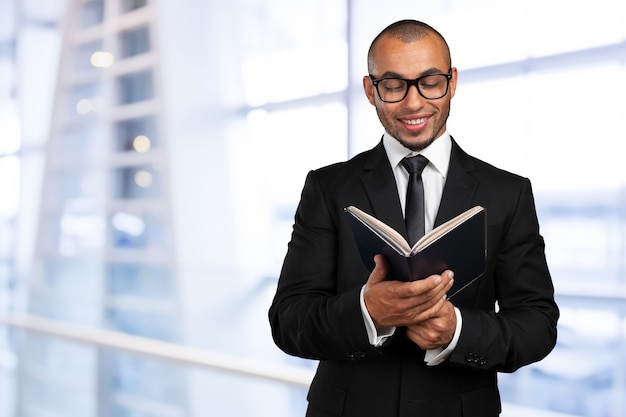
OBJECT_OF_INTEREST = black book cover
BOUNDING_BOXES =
[345,206,487,297]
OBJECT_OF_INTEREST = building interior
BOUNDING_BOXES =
[1,0,626,416]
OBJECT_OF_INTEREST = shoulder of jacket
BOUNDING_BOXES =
[311,146,377,178]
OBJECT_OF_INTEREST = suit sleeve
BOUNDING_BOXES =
[268,170,382,361]
[449,178,559,372]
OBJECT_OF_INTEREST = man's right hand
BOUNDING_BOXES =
[363,254,453,329]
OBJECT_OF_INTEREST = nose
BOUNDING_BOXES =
[403,84,426,108]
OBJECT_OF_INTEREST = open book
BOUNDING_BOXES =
[345,205,487,297]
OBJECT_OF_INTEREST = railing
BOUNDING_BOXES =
[0,312,313,387]
[0,312,579,417]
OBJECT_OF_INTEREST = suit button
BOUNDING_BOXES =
[465,353,487,366]
[347,351,367,360]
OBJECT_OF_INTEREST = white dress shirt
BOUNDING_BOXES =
[359,130,462,366]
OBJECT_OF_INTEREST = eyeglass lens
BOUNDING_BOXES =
[377,75,449,102]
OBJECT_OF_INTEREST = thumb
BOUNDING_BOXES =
[367,254,388,285]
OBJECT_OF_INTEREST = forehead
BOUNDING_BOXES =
[370,34,449,77]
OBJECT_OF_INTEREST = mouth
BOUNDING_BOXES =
[399,116,429,130]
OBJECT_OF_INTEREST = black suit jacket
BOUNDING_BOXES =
[269,139,559,417]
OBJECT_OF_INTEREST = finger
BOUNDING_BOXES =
[406,302,457,348]
[406,325,443,350]
[432,271,454,300]
[366,254,388,285]
[413,293,448,322]
[402,270,454,299]
[405,325,438,350]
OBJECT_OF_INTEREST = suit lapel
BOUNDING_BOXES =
[359,141,408,239]
[435,139,479,226]
[356,139,478,236]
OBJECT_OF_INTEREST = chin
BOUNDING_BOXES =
[398,136,436,152]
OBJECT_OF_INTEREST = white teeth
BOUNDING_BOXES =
[402,117,427,125]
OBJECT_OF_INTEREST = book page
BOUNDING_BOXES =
[413,206,484,253]
[344,206,412,255]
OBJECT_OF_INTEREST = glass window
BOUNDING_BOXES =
[80,0,104,28]
[114,115,157,153]
[109,211,167,250]
[229,104,347,277]
[540,197,625,285]
[22,334,97,376]
[237,0,348,105]
[448,55,626,417]
[0,103,21,155]
[30,258,103,322]
[0,155,19,217]
[38,207,106,257]
[241,41,348,105]
[57,124,107,163]
[67,82,103,119]
[116,70,153,105]
[47,169,105,202]
[101,352,184,411]
[58,211,106,255]
[110,211,149,249]
[112,164,161,199]
[120,0,147,13]
[104,308,176,340]
[119,25,151,59]
[107,264,171,298]
[74,39,104,72]
[0,240,15,308]
[19,335,97,416]
[524,0,625,58]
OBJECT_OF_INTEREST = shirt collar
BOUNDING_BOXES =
[382,130,452,179]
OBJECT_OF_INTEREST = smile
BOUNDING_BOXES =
[400,117,428,125]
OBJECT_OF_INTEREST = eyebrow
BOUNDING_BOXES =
[375,67,448,79]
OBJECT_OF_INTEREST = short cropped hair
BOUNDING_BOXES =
[367,19,451,73]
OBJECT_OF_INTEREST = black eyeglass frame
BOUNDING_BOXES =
[369,71,453,103]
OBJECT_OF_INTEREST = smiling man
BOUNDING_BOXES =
[269,20,559,417]
[364,26,455,152]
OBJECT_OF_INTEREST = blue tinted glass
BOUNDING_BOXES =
[120,0,148,13]
[81,0,104,28]
[58,124,107,162]
[107,264,171,297]
[67,82,101,118]
[112,164,160,199]
[47,168,104,201]
[103,353,184,410]
[75,40,104,72]
[105,308,176,340]
[109,211,167,250]
[119,25,151,58]
[117,70,153,104]
[115,115,157,152]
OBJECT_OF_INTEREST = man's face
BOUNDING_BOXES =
[363,34,458,151]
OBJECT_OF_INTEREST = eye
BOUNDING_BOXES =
[419,75,445,89]
[380,79,406,92]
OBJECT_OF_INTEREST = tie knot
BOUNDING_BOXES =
[401,154,429,175]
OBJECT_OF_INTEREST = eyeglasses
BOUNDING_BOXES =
[369,72,453,103]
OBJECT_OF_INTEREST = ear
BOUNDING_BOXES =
[448,67,458,99]
[363,75,376,106]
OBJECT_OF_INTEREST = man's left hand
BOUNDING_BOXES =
[405,300,457,350]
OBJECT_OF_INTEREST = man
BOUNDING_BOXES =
[269,19,558,417]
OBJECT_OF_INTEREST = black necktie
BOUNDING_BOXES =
[401,155,429,246]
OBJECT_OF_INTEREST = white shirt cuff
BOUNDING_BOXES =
[359,285,395,346]
[424,306,462,366]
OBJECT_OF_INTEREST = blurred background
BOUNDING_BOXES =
[0,0,625,416]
